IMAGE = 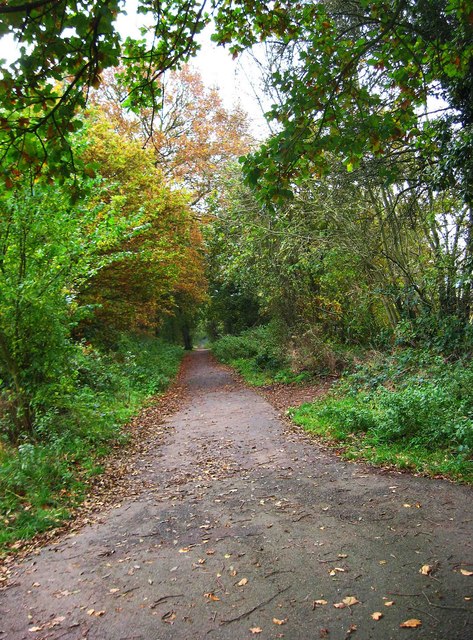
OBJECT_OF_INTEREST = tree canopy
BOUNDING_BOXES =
[1,1,471,203]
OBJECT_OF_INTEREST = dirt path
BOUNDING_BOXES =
[1,350,472,640]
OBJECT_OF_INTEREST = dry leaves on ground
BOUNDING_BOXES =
[400,619,422,628]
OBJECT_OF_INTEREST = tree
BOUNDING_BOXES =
[77,112,207,342]
[239,1,472,204]
[0,171,121,440]
[93,65,252,207]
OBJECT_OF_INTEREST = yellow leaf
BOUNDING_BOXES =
[179,547,189,553]
[273,617,287,625]
[250,627,262,634]
[460,569,473,576]
[384,601,395,607]
[372,612,383,620]
[420,564,432,575]
[238,578,248,586]
[400,619,422,628]
[342,596,360,606]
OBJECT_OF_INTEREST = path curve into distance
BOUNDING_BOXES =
[1,350,472,639]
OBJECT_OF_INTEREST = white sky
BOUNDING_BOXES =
[0,0,270,138]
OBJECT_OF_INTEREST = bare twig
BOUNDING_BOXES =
[422,591,470,612]
[150,594,184,609]
[219,585,291,626]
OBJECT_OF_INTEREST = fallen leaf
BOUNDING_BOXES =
[204,592,220,601]
[250,627,262,634]
[400,619,422,628]
[313,599,328,607]
[379,560,387,565]
[110,588,120,594]
[198,558,206,564]
[273,617,287,625]
[371,612,383,620]
[178,547,189,553]
[206,550,215,556]
[94,611,105,617]
[29,626,43,632]
[384,601,395,607]
[460,569,473,576]
[86,609,95,616]
[334,602,346,609]
[238,578,248,586]
[420,564,432,575]
[347,625,357,634]
[342,596,360,606]
[403,503,412,508]
[329,567,345,576]
[338,554,348,559]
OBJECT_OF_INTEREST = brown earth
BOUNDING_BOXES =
[0,349,472,640]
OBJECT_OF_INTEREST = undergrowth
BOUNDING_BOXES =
[0,335,183,555]
[290,349,473,483]
[212,325,312,386]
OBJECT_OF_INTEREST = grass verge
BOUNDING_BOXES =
[0,335,183,555]
[290,349,473,483]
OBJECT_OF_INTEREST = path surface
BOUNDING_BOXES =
[1,350,472,640]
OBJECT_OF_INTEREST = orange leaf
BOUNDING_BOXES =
[400,619,422,628]
[204,592,220,601]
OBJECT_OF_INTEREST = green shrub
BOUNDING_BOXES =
[0,334,184,554]
[212,324,288,384]
[291,349,473,482]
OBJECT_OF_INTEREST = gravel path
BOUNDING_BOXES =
[1,350,472,640]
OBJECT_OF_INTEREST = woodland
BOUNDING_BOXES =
[0,0,472,551]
